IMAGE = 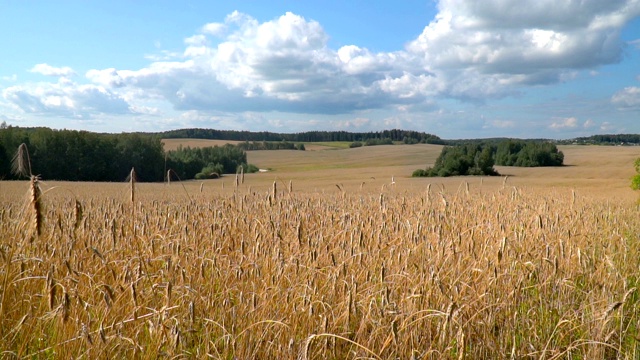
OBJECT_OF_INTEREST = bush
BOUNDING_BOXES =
[416,144,499,177]
[364,138,393,146]
[403,137,419,144]
[349,141,363,148]
[195,163,224,179]
[243,163,260,173]
[412,169,429,177]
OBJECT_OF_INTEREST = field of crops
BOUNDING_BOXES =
[1,145,640,358]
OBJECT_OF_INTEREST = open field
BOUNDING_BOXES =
[1,145,640,358]
[162,139,639,197]
[162,138,340,152]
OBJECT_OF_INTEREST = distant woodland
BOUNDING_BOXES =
[0,126,250,182]
[560,134,640,145]
[160,128,445,144]
[0,126,444,181]
[0,124,634,181]
[413,140,565,177]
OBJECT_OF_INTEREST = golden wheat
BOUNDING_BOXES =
[0,180,639,358]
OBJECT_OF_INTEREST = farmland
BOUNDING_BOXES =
[1,144,639,358]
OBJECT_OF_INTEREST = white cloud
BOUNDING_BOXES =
[130,105,161,116]
[330,117,372,130]
[84,11,433,115]
[0,113,25,124]
[612,86,640,109]
[407,0,640,98]
[13,2,640,125]
[2,79,131,118]
[1,74,17,82]
[600,121,614,131]
[30,63,76,77]
[583,119,596,128]
[185,34,207,46]
[144,50,182,62]
[549,117,578,129]
[201,22,226,36]
[86,68,125,87]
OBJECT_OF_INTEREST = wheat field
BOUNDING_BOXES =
[1,145,640,359]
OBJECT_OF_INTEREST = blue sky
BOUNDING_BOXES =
[0,0,639,139]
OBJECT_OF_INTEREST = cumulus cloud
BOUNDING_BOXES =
[612,86,640,109]
[13,1,640,122]
[86,68,125,87]
[2,79,131,118]
[201,22,226,36]
[30,63,76,77]
[407,0,639,98]
[549,117,579,129]
[83,11,434,115]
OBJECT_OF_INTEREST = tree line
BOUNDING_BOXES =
[166,145,257,180]
[562,134,640,145]
[413,140,564,177]
[0,126,253,182]
[159,128,444,144]
[236,141,306,151]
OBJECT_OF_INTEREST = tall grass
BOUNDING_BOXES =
[0,183,639,358]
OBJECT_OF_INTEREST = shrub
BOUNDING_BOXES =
[243,163,260,173]
[364,138,393,146]
[195,163,224,179]
[412,169,429,177]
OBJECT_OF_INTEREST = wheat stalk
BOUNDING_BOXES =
[273,181,277,201]
[11,143,32,178]
[30,175,43,237]
[128,168,136,203]
[12,143,43,237]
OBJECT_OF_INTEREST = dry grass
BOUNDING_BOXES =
[1,145,640,359]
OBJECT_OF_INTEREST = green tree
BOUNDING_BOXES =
[115,133,165,181]
[413,144,499,177]
[0,142,9,178]
[495,140,563,167]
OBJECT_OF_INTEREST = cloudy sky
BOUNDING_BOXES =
[1,1,639,139]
